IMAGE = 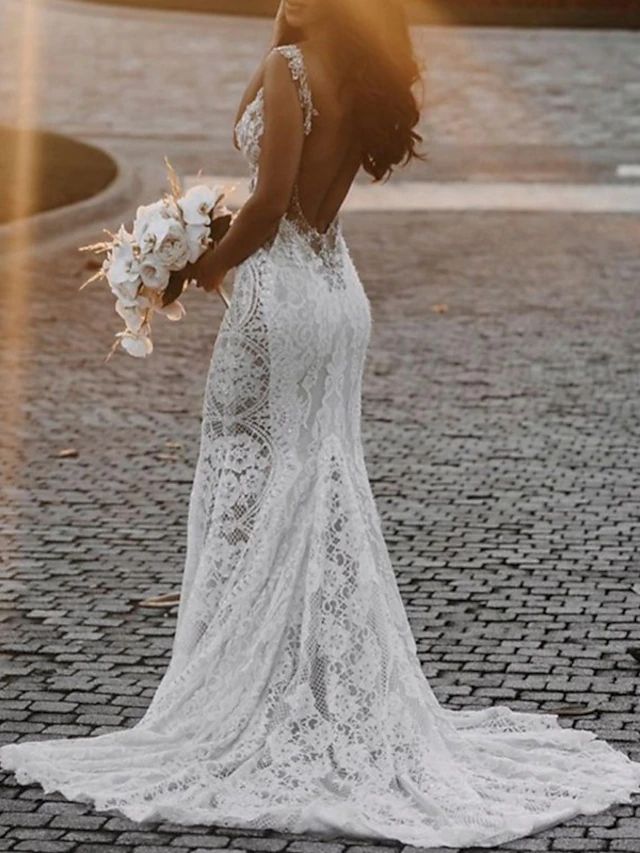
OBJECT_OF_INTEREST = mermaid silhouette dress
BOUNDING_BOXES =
[1,43,639,848]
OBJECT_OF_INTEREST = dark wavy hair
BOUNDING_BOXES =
[279,0,425,182]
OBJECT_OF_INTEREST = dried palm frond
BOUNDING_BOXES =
[164,156,182,200]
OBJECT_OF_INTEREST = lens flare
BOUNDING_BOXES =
[2,0,42,479]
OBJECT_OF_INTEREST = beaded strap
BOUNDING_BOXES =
[274,44,319,136]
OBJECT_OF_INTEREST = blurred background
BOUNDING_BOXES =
[2,0,639,227]
[75,0,640,27]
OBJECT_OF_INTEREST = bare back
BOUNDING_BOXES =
[234,41,361,236]
[292,43,361,234]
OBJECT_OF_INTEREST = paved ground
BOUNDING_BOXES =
[0,2,639,852]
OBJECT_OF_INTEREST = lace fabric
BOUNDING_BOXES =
[2,41,640,849]
[274,43,319,136]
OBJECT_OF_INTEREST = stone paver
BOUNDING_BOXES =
[0,2,639,853]
[1,209,639,853]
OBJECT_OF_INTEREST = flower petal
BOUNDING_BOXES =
[120,332,153,358]
[158,299,186,322]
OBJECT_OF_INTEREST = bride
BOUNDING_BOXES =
[2,0,639,847]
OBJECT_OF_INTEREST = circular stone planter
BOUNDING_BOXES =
[0,126,117,225]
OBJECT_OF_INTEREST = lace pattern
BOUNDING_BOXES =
[273,44,319,136]
[234,43,316,174]
[234,43,346,291]
[1,34,640,852]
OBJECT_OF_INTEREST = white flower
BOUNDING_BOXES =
[120,325,153,358]
[157,299,186,322]
[106,239,141,306]
[109,278,141,306]
[107,235,139,285]
[179,184,224,226]
[133,199,180,254]
[90,187,213,360]
[116,223,135,242]
[139,255,171,291]
[155,223,190,272]
[115,298,147,333]
[136,197,179,226]
[185,223,210,263]
[135,288,156,309]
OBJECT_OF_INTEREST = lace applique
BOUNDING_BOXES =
[234,43,316,165]
[274,44,319,136]
[234,88,264,173]
[281,185,346,292]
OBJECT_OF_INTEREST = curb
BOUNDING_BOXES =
[0,145,142,260]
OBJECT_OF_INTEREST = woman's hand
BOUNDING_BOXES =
[191,248,227,295]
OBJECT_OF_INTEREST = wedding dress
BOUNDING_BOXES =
[2,44,639,849]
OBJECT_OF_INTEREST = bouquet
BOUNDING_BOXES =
[80,159,233,360]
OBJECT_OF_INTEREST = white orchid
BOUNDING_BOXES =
[115,298,147,333]
[103,232,140,284]
[135,196,179,225]
[119,324,153,358]
[185,223,210,263]
[80,160,232,360]
[105,231,141,301]
[133,199,180,254]
[157,300,186,322]
[108,278,141,307]
[179,184,224,226]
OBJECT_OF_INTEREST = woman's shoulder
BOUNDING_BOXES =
[273,41,305,53]
[268,43,316,134]
[266,43,302,67]
[271,42,309,68]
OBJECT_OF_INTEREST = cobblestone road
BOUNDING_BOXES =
[0,2,639,852]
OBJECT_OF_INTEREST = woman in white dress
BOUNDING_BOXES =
[2,0,639,847]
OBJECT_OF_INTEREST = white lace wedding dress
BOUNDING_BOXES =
[2,44,639,849]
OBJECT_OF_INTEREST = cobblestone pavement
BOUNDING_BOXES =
[1,210,639,853]
[1,2,640,852]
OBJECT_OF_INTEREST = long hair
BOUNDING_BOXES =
[279,0,424,182]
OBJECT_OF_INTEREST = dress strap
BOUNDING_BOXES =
[273,44,318,136]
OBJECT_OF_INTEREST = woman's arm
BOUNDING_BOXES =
[193,49,306,294]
